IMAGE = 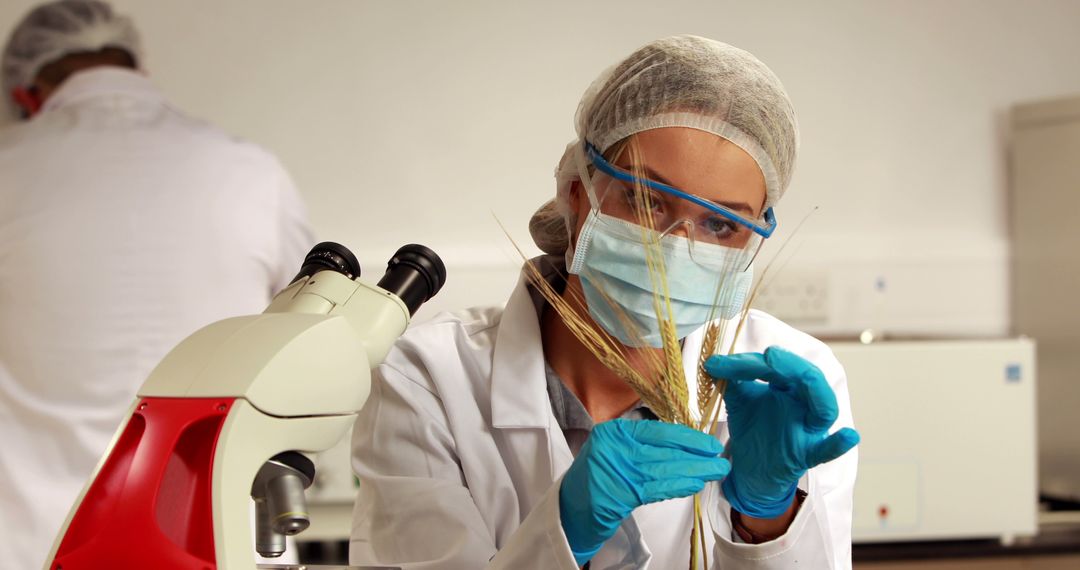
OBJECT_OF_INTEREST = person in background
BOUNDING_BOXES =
[0,2,314,567]
[348,35,858,569]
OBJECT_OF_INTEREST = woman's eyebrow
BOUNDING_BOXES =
[629,163,756,215]
[637,164,676,187]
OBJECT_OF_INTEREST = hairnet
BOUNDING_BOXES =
[2,0,141,110]
[530,35,799,256]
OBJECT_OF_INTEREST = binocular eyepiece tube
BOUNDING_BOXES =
[295,242,447,316]
[375,244,447,317]
[291,241,362,283]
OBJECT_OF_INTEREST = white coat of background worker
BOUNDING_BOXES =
[0,2,315,568]
[349,36,859,569]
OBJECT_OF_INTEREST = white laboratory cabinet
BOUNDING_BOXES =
[831,339,1038,544]
[1011,96,1080,503]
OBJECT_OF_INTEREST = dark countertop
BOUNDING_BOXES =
[853,527,1080,562]
[297,526,1080,565]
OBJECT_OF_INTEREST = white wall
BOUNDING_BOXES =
[4,0,1080,332]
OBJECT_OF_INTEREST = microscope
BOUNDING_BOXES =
[44,242,446,570]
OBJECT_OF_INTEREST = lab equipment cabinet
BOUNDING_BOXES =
[832,339,1037,544]
[1011,97,1080,504]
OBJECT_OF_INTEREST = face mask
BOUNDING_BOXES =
[568,210,754,348]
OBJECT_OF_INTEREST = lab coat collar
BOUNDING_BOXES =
[489,263,552,429]
[41,67,165,114]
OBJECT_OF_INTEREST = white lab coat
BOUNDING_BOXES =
[0,68,314,570]
[349,263,858,569]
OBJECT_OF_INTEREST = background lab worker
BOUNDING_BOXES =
[0,2,314,568]
[349,36,859,569]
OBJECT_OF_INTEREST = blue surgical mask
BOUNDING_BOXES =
[568,210,754,348]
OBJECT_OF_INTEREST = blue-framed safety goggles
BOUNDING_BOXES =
[585,142,777,239]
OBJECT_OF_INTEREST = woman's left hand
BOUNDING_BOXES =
[704,346,860,519]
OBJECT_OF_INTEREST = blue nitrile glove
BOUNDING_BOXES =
[559,419,730,566]
[704,346,860,519]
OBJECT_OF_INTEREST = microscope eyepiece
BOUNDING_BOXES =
[289,242,444,317]
[292,242,362,284]
[377,244,447,316]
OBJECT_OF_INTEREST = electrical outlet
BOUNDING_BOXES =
[753,270,830,325]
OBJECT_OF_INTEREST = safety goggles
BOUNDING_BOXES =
[584,142,777,244]
[578,141,775,273]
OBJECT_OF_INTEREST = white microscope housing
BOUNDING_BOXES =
[45,242,445,570]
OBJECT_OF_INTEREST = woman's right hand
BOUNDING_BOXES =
[558,419,730,566]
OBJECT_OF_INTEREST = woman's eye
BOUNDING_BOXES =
[703,216,738,237]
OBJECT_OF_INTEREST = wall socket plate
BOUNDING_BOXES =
[752,269,830,325]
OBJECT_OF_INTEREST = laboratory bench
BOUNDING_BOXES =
[853,524,1080,569]
[293,528,1080,568]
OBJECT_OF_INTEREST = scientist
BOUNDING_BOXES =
[0,2,313,568]
[349,35,859,569]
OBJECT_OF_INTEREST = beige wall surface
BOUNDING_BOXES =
[4,0,1080,327]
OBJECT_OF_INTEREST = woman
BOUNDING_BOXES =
[349,35,859,569]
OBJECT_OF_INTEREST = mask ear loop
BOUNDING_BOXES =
[573,141,603,209]
[566,141,603,274]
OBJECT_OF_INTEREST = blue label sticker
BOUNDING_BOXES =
[1006,363,1022,383]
